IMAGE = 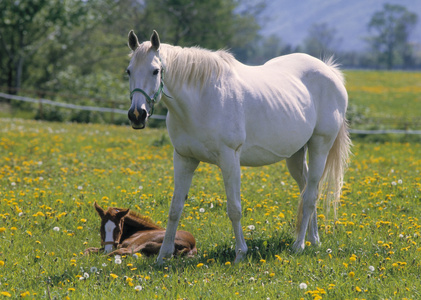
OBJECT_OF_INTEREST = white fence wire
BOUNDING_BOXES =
[0,92,166,120]
[1,92,420,133]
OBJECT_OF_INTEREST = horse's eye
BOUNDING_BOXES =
[153,69,159,76]
[126,69,131,76]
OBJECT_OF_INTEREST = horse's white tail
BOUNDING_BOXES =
[322,57,351,219]
[296,120,352,233]
[319,120,352,219]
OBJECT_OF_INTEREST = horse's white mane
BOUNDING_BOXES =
[133,41,236,87]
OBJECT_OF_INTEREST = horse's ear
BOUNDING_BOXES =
[150,30,160,51]
[116,208,130,220]
[94,202,105,218]
[128,30,139,51]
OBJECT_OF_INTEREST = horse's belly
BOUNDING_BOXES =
[240,145,287,166]
[240,127,313,167]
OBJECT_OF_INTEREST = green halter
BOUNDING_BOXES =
[129,54,170,116]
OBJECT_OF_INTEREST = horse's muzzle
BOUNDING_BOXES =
[128,107,147,129]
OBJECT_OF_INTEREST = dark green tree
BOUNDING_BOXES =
[367,4,418,69]
[136,0,261,50]
[0,0,122,93]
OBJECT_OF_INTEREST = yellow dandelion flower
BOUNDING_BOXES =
[0,291,11,297]
[20,291,30,297]
[0,227,6,233]
[356,286,362,292]
[196,263,204,268]
[0,261,4,266]
[67,288,75,292]
[110,273,118,279]
[225,261,231,266]
[349,271,355,278]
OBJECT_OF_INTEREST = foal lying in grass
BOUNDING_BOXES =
[84,202,197,257]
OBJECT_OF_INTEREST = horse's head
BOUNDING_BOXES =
[94,202,130,254]
[126,30,164,129]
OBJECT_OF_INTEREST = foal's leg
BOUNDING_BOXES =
[156,151,199,265]
[292,135,334,252]
[219,150,248,263]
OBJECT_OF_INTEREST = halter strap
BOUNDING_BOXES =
[129,53,171,116]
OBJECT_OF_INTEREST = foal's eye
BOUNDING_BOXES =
[153,69,160,76]
[126,69,131,76]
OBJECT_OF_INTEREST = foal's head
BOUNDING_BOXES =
[94,202,130,254]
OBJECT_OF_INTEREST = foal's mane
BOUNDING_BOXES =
[133,41,236,87]
[123,210,163,230]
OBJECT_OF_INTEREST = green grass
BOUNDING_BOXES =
[1,119,420,299]
[346,71,421,129]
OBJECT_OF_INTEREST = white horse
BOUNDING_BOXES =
[126,30,351,264]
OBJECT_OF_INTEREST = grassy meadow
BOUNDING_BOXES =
[1,70,421,299]
[345,71,421,130]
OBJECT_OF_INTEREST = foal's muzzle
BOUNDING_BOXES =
[128,106,147,129]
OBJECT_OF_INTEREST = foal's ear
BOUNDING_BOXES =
[150,30,160,51]
[94,202,105,218]
[116,208,130,220]
[128,30,139,51]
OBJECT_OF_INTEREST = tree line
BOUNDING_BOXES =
[0,1,419,123]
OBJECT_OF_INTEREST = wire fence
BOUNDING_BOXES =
[0,92,166,120]
[1,91,420,134]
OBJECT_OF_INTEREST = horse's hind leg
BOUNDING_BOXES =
[292,134,335,252]
[286,146,308,192]
[156,152,199,265]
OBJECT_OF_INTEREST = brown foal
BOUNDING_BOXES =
[84,202,197,257]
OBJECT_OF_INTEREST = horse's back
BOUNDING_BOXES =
[236,53,347,166]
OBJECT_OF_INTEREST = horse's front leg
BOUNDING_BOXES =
[219,150,248,263]
[156,151,199,265]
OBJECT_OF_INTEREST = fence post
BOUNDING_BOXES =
[38,93,43,120]
[110,101,115,124]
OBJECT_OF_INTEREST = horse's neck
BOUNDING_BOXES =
[119,215,162,243]
[161,44,235,119]
[124,214,162,231]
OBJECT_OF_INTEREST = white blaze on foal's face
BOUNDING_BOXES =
[104,220,116,253]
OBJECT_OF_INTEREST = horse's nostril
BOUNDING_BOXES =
[128,108,147,122]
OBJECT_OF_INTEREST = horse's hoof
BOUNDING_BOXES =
[310,241,321,247]
[291,241,305,253]
[156,257,164,265]
[156,254,172,265]
[234,249,246,264]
